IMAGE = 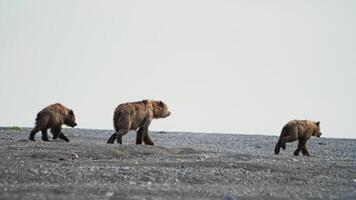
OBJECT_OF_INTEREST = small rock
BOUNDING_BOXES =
[223,193,236,200]
[71,152,79,160]
[105,192,114,197]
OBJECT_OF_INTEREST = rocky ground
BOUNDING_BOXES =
[0,127,355,200]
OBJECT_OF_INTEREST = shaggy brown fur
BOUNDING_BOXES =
[274,120,322,156]
[29,103,77,142]
[107,100,171,145]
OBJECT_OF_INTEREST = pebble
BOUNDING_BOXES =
[105,192,114,197]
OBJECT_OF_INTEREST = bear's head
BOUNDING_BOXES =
[64,109,77,128]
[151,101,171,119]
[312,121,322,137]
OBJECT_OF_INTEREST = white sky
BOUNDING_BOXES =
[0,0,355,138]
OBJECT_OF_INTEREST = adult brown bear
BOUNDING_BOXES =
[29,103,77,142]
[107,100,171,145]
[274,120,322,156]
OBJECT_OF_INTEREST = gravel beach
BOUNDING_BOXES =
[0,128,355,200]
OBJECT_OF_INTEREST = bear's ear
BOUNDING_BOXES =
[316,121,320,126]
[158,101,164,106]
[69,109,74,115]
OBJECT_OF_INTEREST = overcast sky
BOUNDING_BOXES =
[0,0,355,138]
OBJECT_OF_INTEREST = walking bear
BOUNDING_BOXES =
[274,120,322,156]
[107,100,171,145]
[29,103,77,142]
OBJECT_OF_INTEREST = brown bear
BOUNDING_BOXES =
[29,103,77,142]
[274,120,322,156]
[107,100,171,145]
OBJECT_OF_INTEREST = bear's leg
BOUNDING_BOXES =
[117,136,122,144]
[274,137,282,155]
[136,127,145,145]
[281,133,298,150]
[51,126,61,140]
[107,129,128,144]
[143,130,154,146]
[107,133,117,144]
[281,134,298,144]
[50,126,69,142]
[281,142,286,150]
[58,132,70,142]
[29,126,41,141]
[294,139,306,156]
[41,129,49,141]
[111,115,130,144]
[302,143,310,156]
[274,134,289,154]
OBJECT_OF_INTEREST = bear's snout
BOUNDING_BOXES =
[165,111,171,117]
